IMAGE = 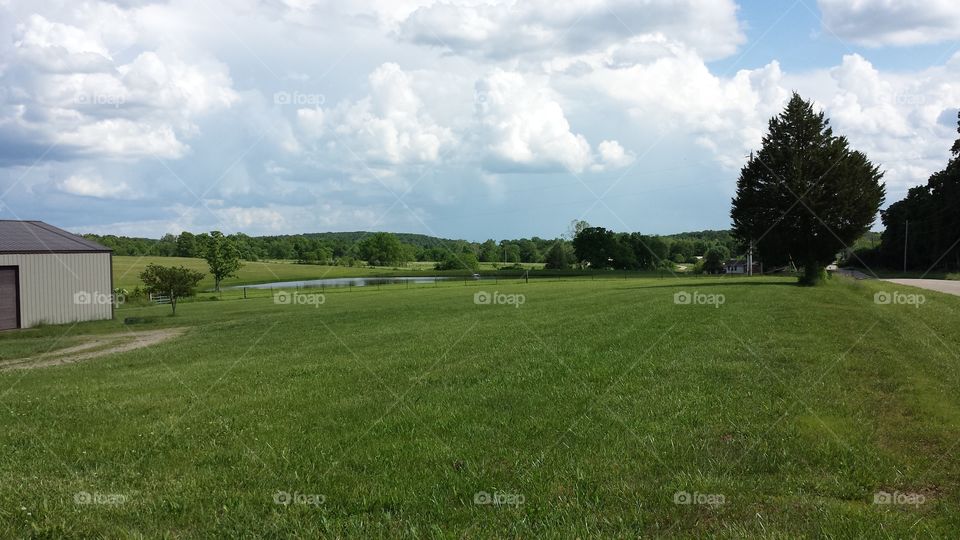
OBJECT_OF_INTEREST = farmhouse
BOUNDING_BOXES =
[0,220,113,330]
[723,259,761,275]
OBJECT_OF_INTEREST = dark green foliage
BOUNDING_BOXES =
[703,244,730,274]
[499,241,521,263]
[479,239,499,262]
[543,240,574,269]
[573,227,670,270]
[663,230,738,258]
[356,232,408,266]
[731,93,885,285]
[572,227,617,268]
[176,231,199,257]
[434,250,480,271]
[517,239,541,263]
[879,112,960,271]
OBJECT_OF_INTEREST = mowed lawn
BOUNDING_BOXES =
[1,277,959,536]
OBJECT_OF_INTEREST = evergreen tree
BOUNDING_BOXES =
[731,93,885,284]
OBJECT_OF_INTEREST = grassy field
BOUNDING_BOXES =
[112,256,423,290]
[1,276,959,536]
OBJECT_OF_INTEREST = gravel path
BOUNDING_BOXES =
[882,279,960,297]
[0,328,187,370]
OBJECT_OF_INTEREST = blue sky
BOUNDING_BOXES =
[1,0,958,241]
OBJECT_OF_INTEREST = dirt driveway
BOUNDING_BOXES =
[0,328,187,371]
[883,279,960,297]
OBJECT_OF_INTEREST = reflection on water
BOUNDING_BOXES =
[231,276,469,289]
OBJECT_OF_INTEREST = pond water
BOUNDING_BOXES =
[230,276,477,290]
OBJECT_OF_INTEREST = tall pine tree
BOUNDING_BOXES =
[731,93,885,284]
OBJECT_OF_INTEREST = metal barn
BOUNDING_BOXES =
[0,221,113,330]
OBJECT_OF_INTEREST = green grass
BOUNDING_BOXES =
[1,276,959,537]
[113,256,419,290]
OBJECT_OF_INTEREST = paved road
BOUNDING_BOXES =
[883,279,960,297]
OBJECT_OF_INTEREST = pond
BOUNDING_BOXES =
[229,276,480,290]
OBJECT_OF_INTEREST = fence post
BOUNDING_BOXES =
[243,287,247,300]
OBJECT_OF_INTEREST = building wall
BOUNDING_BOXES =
[0,253,112,328]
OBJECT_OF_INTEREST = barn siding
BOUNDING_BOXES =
[0,253,112,328]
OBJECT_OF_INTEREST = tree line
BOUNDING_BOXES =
[85,227,736,270]
[865,112,960,272]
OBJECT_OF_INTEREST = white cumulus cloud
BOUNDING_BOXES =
[818,0,960,46]
[297,63,453,166]
[475,69,620,174]
[4,10,239,160]
[399,0,744,62]
[59,172,136,199]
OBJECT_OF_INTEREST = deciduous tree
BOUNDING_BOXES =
[139,264,205,315]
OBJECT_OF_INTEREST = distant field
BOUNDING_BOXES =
[114,256,554,290]
[407,261,546,271]
[1,276,959,536]
[112,256,415,290]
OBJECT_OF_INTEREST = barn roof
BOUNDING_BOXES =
[0,220,111,254]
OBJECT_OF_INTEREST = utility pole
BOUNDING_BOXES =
[903,220,909,273]
[747,240,754,277]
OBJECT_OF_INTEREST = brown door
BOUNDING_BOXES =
[0,267,19,330]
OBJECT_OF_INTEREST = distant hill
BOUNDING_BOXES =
[663,230,734,242]
[284,231,462,249]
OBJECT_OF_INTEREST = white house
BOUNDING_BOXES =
[0,220,113,330]
[723,259,762,275]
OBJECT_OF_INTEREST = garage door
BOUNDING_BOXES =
[0,268,18,330]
